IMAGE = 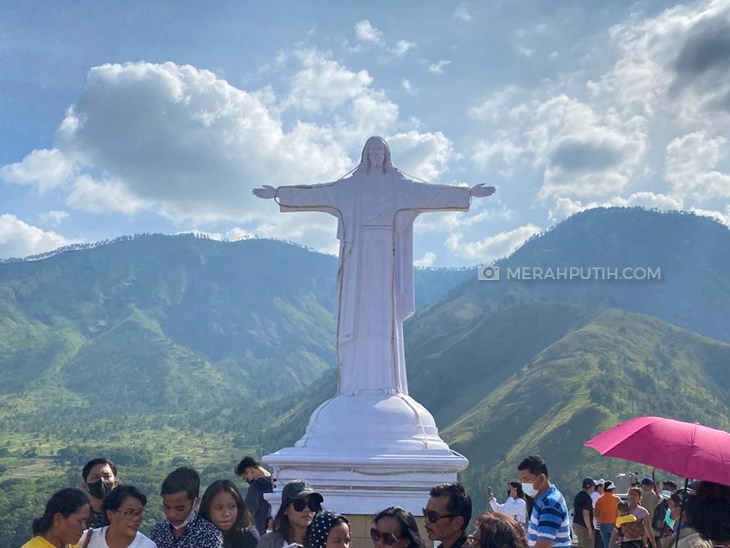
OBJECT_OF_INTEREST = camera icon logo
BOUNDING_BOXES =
[478,264,500,281]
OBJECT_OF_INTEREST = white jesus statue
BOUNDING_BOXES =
[253,136,495,396]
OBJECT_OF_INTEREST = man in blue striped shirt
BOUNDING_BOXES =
[518,455,571,548]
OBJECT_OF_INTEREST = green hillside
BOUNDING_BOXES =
[425,305,730,514]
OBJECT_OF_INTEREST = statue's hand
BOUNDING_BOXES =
[470,183,496,198]
[253,185,278,199]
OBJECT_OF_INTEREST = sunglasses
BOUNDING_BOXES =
[291,498,321,512]
[422,508,455,524]
[371,528,401,545]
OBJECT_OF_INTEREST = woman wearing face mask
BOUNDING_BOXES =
[659,489,713,548]
[370,506,425,548]
[258,480,324,548]
[77,485,156,548]
[22,488,91,548]
[304,511,350,548]
[200,480,259,548]
[488,483,527,528]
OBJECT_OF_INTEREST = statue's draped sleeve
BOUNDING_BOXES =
[395,182,472,321]
[277,183,340,217]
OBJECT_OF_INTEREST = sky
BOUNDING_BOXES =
[1,0,729,266]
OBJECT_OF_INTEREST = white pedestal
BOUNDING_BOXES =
[263,392,468,516]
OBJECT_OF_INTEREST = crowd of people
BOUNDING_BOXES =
[566,474,728,548]
[20,454,730,548]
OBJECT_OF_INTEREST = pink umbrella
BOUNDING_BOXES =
[584,415,730,487]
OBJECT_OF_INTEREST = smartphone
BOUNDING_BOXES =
[487,485,493,495]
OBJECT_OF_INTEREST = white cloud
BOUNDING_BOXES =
[528,96,648,199]
[67,174,151,215]
[6,60,361,226]
[392,40,415,57]
[665,131,730,202]
[2,55,464,258]
[286,49,375,112]
[452,4,471,22]
[352,20,414,57]
[468,86,522,122]
[355,20,384,45]
[0,214,74,259]
[414,251,437,267]
[548,192,685,223]
[428,60,452,74]
[472,137,525,169]
[225,227,256,241]
[446,224,542,261]
[38,210,70,227]
[590,0,730,124]
[688,206,730,226]
[515,44,534,58]
[0,148,74,191]
[401,79,416,94]
[387,131,453,181]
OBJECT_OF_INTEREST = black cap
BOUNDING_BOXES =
[670,488,694,507]
[582,477,596,488]
[280,480,324,508]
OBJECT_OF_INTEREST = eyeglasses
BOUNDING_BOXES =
[370,528,400,545]
[422,508,455,523]
[117,508,147,519]
[291,498,321,512]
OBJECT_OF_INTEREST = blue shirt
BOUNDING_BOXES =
[527,484,571,547]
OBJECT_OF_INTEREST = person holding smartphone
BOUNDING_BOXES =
[489,483,528,528]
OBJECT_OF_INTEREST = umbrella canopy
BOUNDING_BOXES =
[584,416,730,487]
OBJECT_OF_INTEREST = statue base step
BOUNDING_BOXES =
[263,392,468,515]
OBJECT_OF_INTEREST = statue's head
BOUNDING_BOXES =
[357,136,394,174]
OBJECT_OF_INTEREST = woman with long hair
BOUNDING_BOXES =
[470,512,528,548]
[488,482,527,526]
[258,480,324,548]
[22,488,90,548]
[77,485,155,547]
[370,506,425,548]
[200,480,258,548]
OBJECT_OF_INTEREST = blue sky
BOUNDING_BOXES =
[2,0,729,265]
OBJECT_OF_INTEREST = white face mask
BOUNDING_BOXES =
[661,490,672,498]
[172,509,196,531]
[521,482,538,497]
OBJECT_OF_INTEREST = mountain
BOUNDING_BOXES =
[431,207,730,343]
[0,234,468,405]
[0,208,729,546]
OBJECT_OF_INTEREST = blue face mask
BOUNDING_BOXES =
[665,508,676,529]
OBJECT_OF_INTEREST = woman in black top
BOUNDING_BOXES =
[201,479,259,548]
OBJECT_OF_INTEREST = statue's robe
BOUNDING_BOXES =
[278,169,471,395]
